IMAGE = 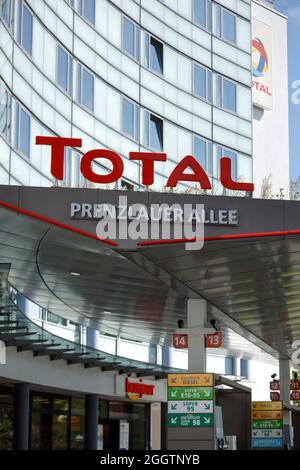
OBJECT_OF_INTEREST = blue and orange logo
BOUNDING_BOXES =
[252,38,269,78]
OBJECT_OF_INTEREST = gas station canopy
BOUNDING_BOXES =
[1,186,300,360]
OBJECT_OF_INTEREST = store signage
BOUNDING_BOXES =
[168,373,213,387]
[167,374,214,429]
[36,136,254,192]
[70,203,239,227]
[172,334,188,349]
[252,401,283,449]
[252,19,273,110]
[270,380,280,391]
[290,391,300,401]
[115,376,165,402]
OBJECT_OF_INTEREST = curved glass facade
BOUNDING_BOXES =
[0,0,252,193]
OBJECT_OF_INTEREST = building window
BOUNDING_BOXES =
[145,34,163,75]
[217,75,237,113]
[193,64,212,102]
[216,5,236,44]
[77,0,95,25]
[1,0,12,27]
[67,0,75,7]
[194,136,212,176]
[193,0,211,31]
[18,1,33,55]
[217,146,237,180]
[144,111,163,151]
[64,149,84,187]
[122,16,140,61]
[122,98,139,141]
[56,45,73,96]
[15,102,30,158]
[0,85,11,142]
[121,179,135,191]
[76,63,94,112]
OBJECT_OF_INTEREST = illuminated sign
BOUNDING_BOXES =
[252,19,273,110]
[125,377,155,400]
[115,376,164,402]
[35,136,254,193]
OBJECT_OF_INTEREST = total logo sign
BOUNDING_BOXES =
[115,376,166,402]
[252,19,273,110]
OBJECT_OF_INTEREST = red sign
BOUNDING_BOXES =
[172,334,188,349]
[270,380,280,391]
[125,377,155,400]
[205,332,222,348]
[35,136,254,192]
[291,391,300,401]
[290,381,300,391]
[270,392,280,401]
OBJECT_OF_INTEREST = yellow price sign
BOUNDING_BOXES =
[252,401,283,411]
[168,373,213,387]
[252,410,283,420]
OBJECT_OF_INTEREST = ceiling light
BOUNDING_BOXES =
[70,272,81,276]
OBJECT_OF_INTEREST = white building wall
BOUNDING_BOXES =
[252,0,290,198]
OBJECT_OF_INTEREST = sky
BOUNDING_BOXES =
[275,0,300,180]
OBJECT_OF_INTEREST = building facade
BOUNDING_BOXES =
[0,0,253,193]
[252,0,289,198]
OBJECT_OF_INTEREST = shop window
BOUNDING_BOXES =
[216,5,236,45]
[144,111,163,152]
[17,1,33,55]
[0,388,13,450]
[217,75,237,113]
[194,135,212,176]
[193,64,212,102]
[77,0,95,25]
[70,398,85,450]
[56,45,73,96]
[145,34,163,75]
[76,63,94,112]
[122,16,140,61]
[122,98,139,141]
[217,145,237,180]
[1,0,12,28]
[15,102,30,158]
[0,85,11,142]
[193,0,211,31]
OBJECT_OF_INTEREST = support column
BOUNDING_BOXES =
[86,328,100,350]
[148,344,157,364]
[162,346,172,367]
[85,394,99,450]
[13,383,30,450]
[280,359,292,448]
[187,299,207,372]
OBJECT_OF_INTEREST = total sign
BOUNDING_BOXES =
[252,19,273,110]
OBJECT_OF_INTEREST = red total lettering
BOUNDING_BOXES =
[80,149,124,184]
[129,152,167,185]
[220,157,254,192]
[166,155,212,189]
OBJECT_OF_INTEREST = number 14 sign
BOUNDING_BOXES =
[172,333,222,349]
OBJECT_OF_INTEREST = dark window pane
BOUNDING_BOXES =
[22,5,33,55]
[84,0,95,24]
[223,10,236,43]
[194,137,206,169]
[194,65,206,99]
[122,99,135,138]
[57,47,68,92]
[149,114,163,151]
[123,18,135,57]
[82,68,94,111]
[223,79,236,112]
[150,37,163,74]
[194,0,206,29]
[2,0,10,26]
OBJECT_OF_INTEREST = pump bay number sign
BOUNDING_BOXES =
[167,374,214,428]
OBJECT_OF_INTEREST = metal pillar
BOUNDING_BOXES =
[86,327,100,350]
[13,383,30,450]
[280,359,292,448]
[84,394,99,450]
[187,298,207,372]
